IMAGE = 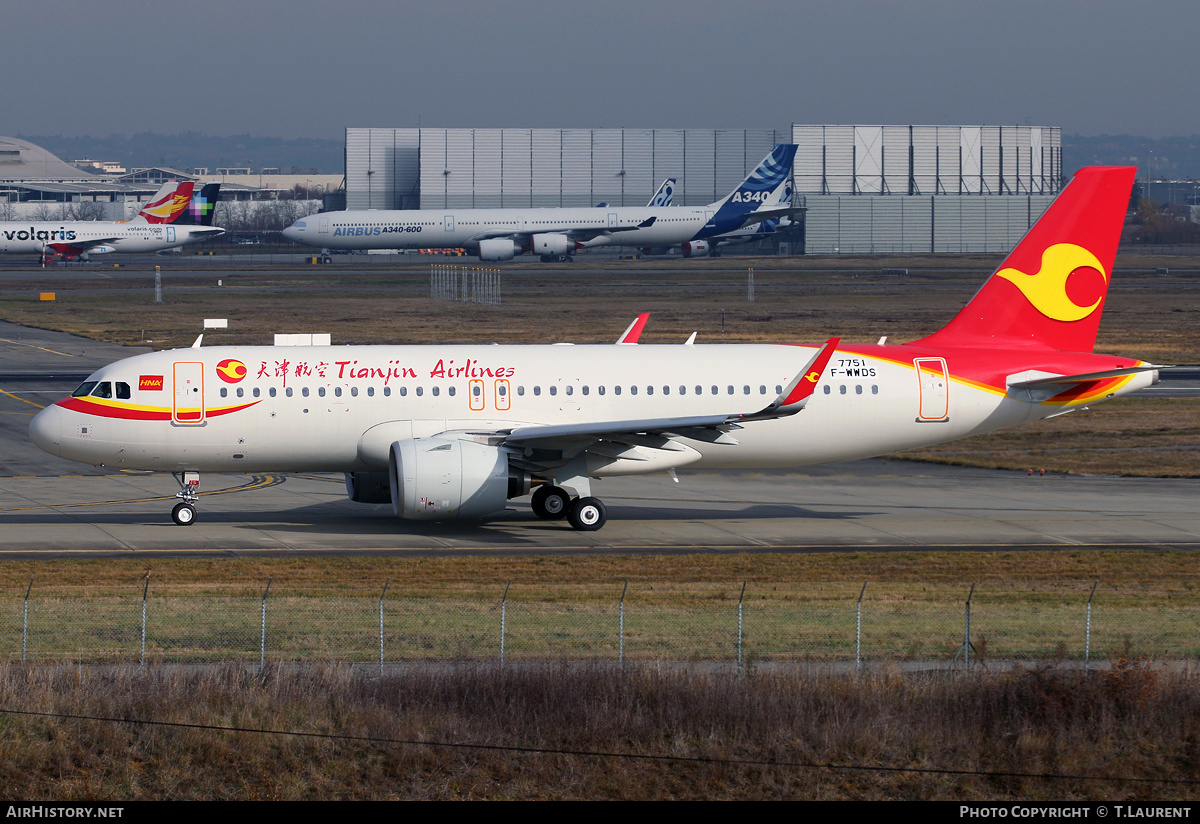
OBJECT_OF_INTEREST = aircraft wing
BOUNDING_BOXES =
[499,338,840,452]
[45,238,122,255]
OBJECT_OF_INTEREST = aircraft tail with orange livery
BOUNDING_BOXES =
[913,166,1134,353]
[129,181,196,224]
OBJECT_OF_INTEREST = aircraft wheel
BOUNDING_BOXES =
[540,254,553,263]
[171,502,197,526]
[531,485,570,520]
[565,255,574,262]
[321,255,332,264]
[568,497,607,531]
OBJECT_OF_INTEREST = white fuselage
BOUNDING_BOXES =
[0,221,221,255]
[29,342,1153,475]
[283,206,721,252]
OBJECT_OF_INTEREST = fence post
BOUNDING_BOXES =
[1085,581,1099,665]
[954,584,975,671]
[737,580,747,674]
[21,577,32,664]
[379,578,390,675]
[500,581,511,666]
[619,580,628,665]
[140,573,150,666]
[856,581,868,671]
[260,577,273,670]
[747,268,755,302]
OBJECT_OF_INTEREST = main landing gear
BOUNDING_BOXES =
[530,485,607,531]
[538,254,574,263]
[171,471,200,526]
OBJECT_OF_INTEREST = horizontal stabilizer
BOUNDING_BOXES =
[1006,365,1163,389]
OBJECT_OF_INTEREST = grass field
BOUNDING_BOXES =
[0,553,1197,664]
[0,661,1195,799]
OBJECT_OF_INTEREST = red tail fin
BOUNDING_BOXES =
[137,182,195,224]
[911,166,1135,353]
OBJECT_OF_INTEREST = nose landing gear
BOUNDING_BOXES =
[171,471,200,526]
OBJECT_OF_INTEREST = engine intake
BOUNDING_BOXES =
[388,438,528,520]
[532,233,571,257]
[477,238,520,261]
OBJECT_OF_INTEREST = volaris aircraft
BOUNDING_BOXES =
[30,167,1156,531]
[0,183,224,262]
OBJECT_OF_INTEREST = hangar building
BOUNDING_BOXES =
[344,125,1063,254]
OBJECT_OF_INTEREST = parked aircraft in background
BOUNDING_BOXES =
[640,182,795,258]
[594,178,675,209]
[31,168,1155,532]
[282,146,799,263]
[0,183,224,263]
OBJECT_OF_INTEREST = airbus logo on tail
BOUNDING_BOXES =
[995,243,1107,323]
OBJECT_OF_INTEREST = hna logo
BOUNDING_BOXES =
[215,359,247,384]
[138,375,164,391]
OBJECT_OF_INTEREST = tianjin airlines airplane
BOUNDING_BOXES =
[30,167,1156,531]
[0,183,225,262]
[281,145,800,262]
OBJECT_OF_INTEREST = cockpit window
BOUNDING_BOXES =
[116,382,131,400]
[72,381,98,398]
[91,382,113,399]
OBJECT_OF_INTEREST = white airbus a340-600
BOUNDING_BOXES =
[282,145,800,262]
[31,167,1156,531]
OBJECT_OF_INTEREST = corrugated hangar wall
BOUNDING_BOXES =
[793,125,1063,254]
[345,124,1064,254]
[345,128,789,210]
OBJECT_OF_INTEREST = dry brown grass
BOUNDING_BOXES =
[1,252,1198,358]
[0,661,1195,799]
[898,397,1200,476]
[3,549,1200,597]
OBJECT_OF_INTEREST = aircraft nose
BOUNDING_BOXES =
[282,222,302,242]
[29,403,63,457]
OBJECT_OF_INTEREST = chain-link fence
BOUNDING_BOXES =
[2,579,1197,667]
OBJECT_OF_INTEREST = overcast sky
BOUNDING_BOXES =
[5,0,1197,139]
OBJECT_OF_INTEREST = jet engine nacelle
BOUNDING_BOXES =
[680,240,711,258]
[344,471,391,504]
[532,233,571,257]
[388,437,528,520]
[477,238,520,261]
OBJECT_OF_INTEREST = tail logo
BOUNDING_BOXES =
[995,243,1107,323]
[215,359,247,384]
